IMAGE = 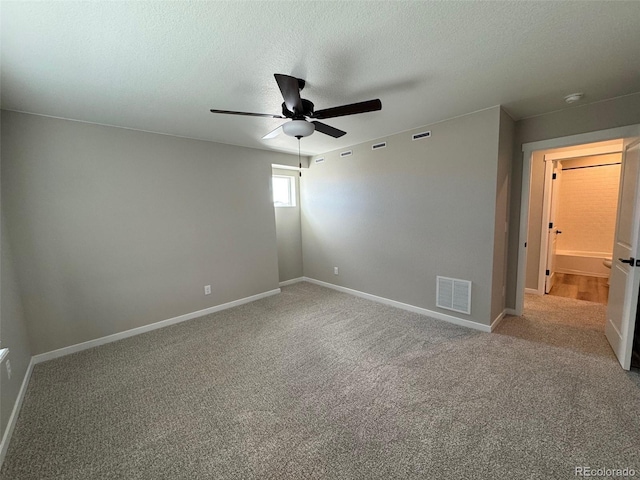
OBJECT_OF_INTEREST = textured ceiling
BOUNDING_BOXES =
[2,1,640,155]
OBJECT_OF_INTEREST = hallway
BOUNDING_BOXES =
[547,273,609,305]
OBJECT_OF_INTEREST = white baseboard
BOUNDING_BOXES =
[33,288,281,364]
[555,268,609,278]
[0,357,35,468]
[302,277,491,333]
[490,310,507,331]
[525,288,542,295]
[279,277,304,287]
[605,317,627,370]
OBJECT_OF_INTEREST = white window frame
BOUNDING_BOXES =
[272,175,296,207]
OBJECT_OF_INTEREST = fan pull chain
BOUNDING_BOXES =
[298,138,302,177]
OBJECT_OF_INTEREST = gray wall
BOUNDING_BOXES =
[302,107,502,326]
[525,150,546,290]
[506,92,640,307]
[490,109,514,321]
[1,213,32,439]
[273,168,303,282]
[0,109,33,442]
[1,110,299,355]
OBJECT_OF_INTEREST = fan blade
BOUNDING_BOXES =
[274,74,303,114]
[312,99,381,120]
[312,121,346,138]
[210,109,285,119]
[262,125,283,139]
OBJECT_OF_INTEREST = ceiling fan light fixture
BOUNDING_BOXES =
[282,120,315,138]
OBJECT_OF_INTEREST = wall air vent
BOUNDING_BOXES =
[315,157,325,164]
[372,142,387,150]
[412,131,431,141]
[340,150,353,158]
[436,276,471,315]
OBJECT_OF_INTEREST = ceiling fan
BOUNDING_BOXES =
[210,74,382,140]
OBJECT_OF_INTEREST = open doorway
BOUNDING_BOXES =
[526,140,623,305]
[515,125,640,369]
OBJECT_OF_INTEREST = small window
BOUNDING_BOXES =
[272,175,296,207]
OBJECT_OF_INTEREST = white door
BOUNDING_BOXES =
[606,138,640,369]
[545,161,562,293]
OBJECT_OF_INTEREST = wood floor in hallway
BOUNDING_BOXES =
[547,273,609,305]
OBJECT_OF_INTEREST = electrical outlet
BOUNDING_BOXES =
[204,285,211,295]
[334,267,339,275]
[6,360,11,380]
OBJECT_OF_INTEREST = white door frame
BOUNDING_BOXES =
[538,158,558,294]
[515,124,640,316]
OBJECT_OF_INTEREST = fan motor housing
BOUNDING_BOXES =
[282,99,315,119]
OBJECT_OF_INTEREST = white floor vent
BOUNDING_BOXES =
[436,276,471,314]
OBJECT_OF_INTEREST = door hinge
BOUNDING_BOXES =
[524,242,527,248]
[546,269,550,276]
[552,173,557,180]
[549,222,553,229]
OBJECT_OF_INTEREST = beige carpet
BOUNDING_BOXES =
[497,292,613,358]
[2,284,639,479]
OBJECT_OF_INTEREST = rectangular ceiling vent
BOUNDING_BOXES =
[412,131,431,141]
[314,157,325,164]
[436,276,471,315]
[372,142,387,150]
[340,150,353,158]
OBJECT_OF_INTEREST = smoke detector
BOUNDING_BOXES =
[564,93,584,104]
